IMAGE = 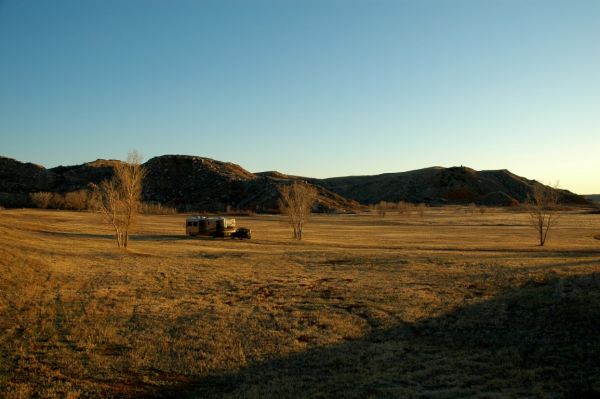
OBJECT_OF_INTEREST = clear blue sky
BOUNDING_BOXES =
[1,0,598,193]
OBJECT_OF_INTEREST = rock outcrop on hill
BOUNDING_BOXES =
[0,155,589,210]
[312,166,588,206]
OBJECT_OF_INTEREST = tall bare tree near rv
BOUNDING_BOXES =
[91,151,146,248]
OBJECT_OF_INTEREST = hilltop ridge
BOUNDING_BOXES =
[312,166,587,206]
[0,155,590,210]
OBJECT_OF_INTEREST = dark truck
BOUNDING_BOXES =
[230,227,251,240]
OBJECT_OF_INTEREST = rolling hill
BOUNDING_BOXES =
[312,166,588,206]
[0,155,360,212]
[0,155,590,210]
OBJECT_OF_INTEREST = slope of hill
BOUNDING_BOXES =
[0,155,589,209]
[142,155,360,212]
[313,166,588,206]
[49,159,123,192]
[0,155,360,212]
[584,195,600,204]
[0,156,56,207]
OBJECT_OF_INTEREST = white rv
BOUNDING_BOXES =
[186,216,236,237]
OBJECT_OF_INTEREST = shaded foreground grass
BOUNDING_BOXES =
[188,273,600,399]
[0,208,599,398]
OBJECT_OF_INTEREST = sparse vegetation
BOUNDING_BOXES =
[140,202,178,215]
[375,200,408,217]
[279,181,318,240]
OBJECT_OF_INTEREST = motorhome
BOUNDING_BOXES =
[186,216,236,237]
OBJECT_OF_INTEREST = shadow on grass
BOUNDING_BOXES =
[149,273,600,398]
[520,258,600,271]
[38,230,190,241]
[131,234,190,241]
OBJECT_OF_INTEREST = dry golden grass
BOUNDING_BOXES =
[1,207,599,398]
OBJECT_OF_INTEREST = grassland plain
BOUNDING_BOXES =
[0,208,599,398]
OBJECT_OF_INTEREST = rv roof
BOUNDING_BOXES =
[186,216,235,222]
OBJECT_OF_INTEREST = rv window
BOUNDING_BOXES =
[193,222,198,226]
[187,221,193,227]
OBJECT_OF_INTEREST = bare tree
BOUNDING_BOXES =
[65,189,89,211]
[279,181,318,240]
[30,192,52,209]
[92,151,146,248]
[466,202,477,215]
[376,201,388,217]
[526,183,562,246]
[397,201,408,214]
[50,193,65,209]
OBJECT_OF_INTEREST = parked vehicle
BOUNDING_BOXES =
[186,216,236,237]
[185,217,251,239]
[231,227,252,240]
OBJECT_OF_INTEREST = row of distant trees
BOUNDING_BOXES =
[31,190,92,211]
[371,201,430,217]
[31,190,175,214]
[372,200,492,217]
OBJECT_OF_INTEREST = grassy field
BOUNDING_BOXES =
[1,207,599,398]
